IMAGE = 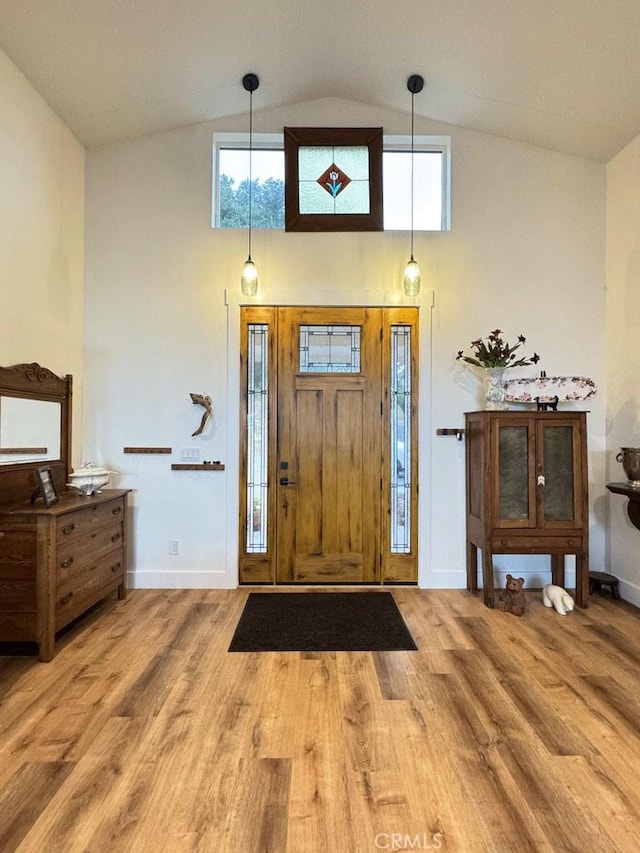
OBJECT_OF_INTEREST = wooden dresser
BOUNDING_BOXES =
[0,489,129,661]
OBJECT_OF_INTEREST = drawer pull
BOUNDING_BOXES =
[61,523,75,535]
[60,592,73,605]
[112,506,122,516]
[111,532,121,543]
[60,556,74,569]
[111,561,122,573]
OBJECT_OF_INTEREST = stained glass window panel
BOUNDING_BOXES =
[298,145,370,215]
[299,325,361,373]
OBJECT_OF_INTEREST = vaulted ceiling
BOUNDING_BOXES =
[1,0,640,161]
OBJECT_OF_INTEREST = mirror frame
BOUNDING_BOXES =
[0,363,72,506]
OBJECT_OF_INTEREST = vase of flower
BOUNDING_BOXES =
[484,367,508,409]
[456,329,541,410]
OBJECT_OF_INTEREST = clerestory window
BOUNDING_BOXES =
[212,133,450,231]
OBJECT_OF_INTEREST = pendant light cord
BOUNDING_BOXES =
[410,89,415,260]
[248,88,253,260]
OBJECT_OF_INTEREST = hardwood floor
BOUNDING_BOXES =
[1,588,640,852]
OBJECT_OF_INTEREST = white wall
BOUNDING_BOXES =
[84,97,606,591]
[606,134,640,606]
[0,47,85,459]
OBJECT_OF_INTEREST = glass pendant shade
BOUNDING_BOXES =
[241,256,258,297]
[403,256,421,296]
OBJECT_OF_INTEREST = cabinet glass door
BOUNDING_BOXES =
[497,424,533,525]
[541,424,575,523]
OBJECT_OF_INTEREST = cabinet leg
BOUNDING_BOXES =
[38,637,54,662]
[575,551,589,609]
[482,550,496,609]
[551,553,564,587]
[466,540,478,593]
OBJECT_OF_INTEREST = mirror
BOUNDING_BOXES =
[0,396,62,464]
[0,362,72,505]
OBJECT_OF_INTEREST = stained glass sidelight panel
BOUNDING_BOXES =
[246,324,269,553]
[391,326,412,553]
[299,325,361,373]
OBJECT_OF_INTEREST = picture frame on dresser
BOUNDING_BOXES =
[34,465,59,507]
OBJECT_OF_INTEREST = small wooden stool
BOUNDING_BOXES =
[589,571,621,599]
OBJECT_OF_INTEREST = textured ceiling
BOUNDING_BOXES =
[1,0,640,160]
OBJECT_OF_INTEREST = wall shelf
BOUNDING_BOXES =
[171,463,225,471]
[123,447,172,454]
[607,482,640,531]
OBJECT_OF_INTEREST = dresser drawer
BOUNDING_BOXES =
[55,550,124,630]
[55,497,126,546]
[56,522,124,585]
[492,534,584,552]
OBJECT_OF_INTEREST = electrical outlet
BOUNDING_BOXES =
[181,447,201,462]
[169,539,180,556]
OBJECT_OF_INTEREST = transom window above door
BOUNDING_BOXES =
[212,133,451,231]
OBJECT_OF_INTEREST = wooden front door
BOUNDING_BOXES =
[276,307,382,583]
[238,306,418,585]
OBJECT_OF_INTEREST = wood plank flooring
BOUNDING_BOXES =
[1,588,639,852]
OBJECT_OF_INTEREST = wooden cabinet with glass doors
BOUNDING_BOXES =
[465,410,589,608]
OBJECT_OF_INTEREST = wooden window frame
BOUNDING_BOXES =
[284,127,383,232]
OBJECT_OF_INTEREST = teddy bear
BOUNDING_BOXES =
[496,574,526,617]
[542,583,574,616]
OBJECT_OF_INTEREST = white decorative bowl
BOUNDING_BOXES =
[67,465,112,496]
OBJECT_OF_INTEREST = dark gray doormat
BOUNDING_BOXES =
[228,591,417,652]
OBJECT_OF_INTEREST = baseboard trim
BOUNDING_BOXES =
[128,570,230,589]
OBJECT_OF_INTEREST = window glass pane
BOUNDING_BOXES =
[298,146,334,180]
[246,324,269,553]
[219,148,284,228]
[391,326,412,553]
[383,150,443,230]
[299,326,361,373]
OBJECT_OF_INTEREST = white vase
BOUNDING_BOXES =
[485,367,508,410]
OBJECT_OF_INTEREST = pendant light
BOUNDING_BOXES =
[403,73,424,297]
[241,73,260,297]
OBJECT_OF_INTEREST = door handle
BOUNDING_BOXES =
[279,477,297,486]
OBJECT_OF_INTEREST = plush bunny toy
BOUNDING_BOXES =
[542,584,575,616]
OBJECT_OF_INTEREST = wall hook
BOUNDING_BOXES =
[436,428,465,441]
